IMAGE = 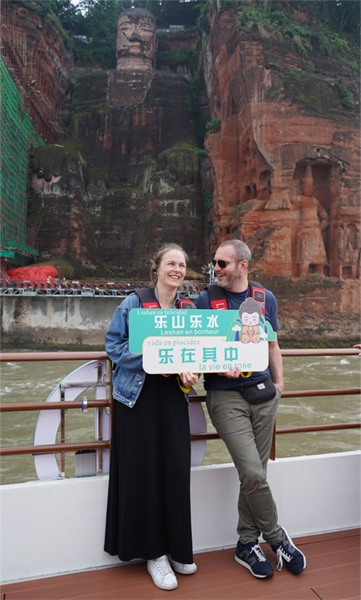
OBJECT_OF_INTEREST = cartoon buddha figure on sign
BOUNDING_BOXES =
[226,298,276,343]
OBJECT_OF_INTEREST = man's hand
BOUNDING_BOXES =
[219,366,242,379]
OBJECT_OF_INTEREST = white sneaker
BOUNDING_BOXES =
[168,557,197,575]
[147,555,178,590]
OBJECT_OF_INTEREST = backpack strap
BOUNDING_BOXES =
[133,288,160,308]
[206,283,228,310]
[176,297,194,309]
[206,281,266,314]
[249,281,266,316]
[134,288,194,309]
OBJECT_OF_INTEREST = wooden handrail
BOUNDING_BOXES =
[0,348,359,363]
[281,387,360,397]
[1,387,359,413]
[0,351,108,362]
[0,400,110,412]
[276,423,361,434]
[280,348,360,356]
[1,350,360,467]
[1,441,110,457]
[192,388,360,401]
[191,423,361,442]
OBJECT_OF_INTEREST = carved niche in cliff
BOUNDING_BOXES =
[208,141,359,282]
[203,7,360,283]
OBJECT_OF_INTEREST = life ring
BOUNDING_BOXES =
[33,360,110,480]
[33,361,207,480]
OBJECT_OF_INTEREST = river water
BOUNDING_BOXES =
[1,354,360,485]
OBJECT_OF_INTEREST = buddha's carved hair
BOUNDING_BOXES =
[118,8,156,23]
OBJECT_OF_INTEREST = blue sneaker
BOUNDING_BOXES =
[270,528,306,574]
[235,541,274,578]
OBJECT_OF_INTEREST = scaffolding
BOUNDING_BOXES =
[0,57,42,266]
[0,0,73,267]
[0,0,67,143]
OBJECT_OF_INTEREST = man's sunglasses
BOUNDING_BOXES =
[211,259,241,269]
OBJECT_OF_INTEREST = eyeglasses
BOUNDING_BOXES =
[211,259,241,269]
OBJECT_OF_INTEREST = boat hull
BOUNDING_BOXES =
[1,450,360,584]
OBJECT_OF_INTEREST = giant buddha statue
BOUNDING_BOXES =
[29,8,203,280]
[116,8,158,71]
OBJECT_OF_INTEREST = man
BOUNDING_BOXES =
[196,239,306,579]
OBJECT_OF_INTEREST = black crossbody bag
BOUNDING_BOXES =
[234,377,277,405]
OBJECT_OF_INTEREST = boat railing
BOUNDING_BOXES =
[0,349,360,476]
[0,280,205,298]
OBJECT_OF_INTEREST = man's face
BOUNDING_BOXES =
[213,246,243,290]
[117,14,157,62]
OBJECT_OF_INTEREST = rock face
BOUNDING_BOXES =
[202,7,359,342]
[28,67,204,279]
[7,2,359,343]
[204,8,359,281]
[1,0,73,142]
[27,6,204,279]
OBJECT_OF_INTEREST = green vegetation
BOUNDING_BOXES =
[196,1,211,34]
[12,0,359,116]
[234,2,359,112]
[14,0,359,75]
[279,67,357,112]
[54,0,202,36]
[237,1,359,67]
[156,47,198,71]
[339,79,355,108]
[72,39,116,68]
[202,192,213,212]
[194,148,208,158]
[205,117,221,133]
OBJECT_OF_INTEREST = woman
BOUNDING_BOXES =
[104,243,199,591]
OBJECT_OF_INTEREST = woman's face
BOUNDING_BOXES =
[157,249,187,290]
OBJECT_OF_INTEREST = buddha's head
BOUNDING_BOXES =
[116,8,157,71]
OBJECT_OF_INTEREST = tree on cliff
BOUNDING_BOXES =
[310,0,359,38]
[51,1,358,69]
[56,0,201,32]
[51,0,201,67]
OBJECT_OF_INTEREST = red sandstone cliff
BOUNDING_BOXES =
[1,0,73,142]
[3,1,360,344]
[202,6,360,343]
[204,7,359,281]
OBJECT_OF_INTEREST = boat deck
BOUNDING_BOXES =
[2,529,360,600]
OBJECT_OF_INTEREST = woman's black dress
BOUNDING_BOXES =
[104,374,193,564]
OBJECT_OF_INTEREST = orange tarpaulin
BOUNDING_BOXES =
[6,266,58,283]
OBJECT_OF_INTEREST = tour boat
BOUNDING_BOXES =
[0,349,360,600]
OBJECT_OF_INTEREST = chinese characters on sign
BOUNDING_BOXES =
[142,337,267,374]
[129,306,276,374]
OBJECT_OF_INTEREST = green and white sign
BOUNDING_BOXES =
[129,302,276,374]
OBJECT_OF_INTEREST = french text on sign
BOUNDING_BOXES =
[142,337,269,374]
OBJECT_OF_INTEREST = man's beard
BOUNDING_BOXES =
[218,271,242,290]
